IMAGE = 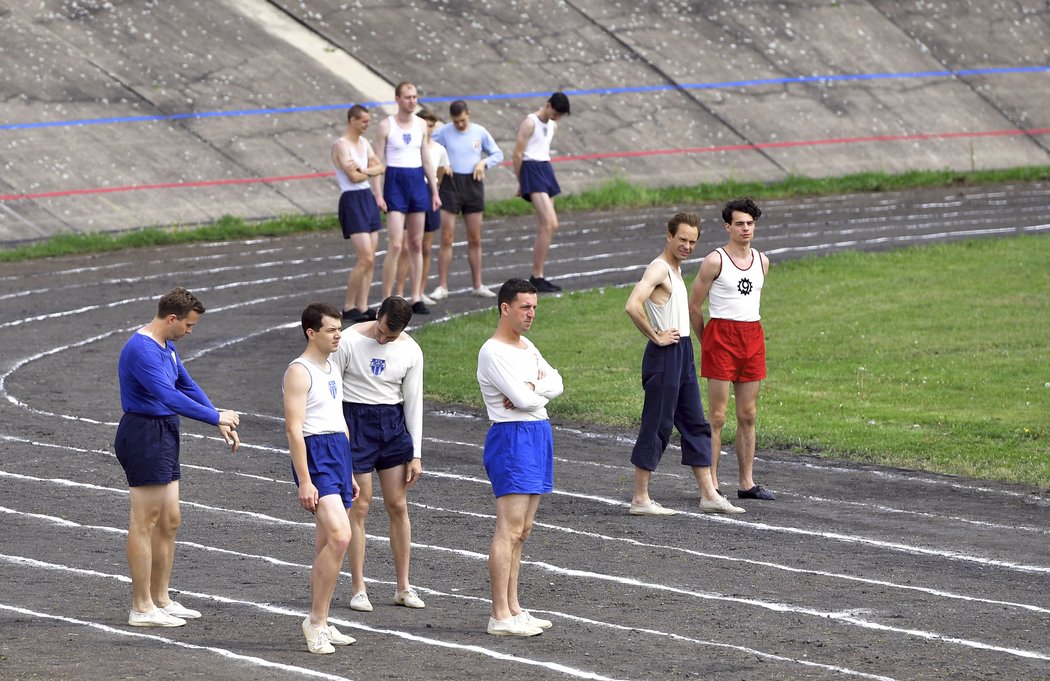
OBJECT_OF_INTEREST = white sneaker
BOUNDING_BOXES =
[302,618,335,654]
[394,587,425,609]
[430,286,449,301]
[349,591,373,612]
[159,600,201,619]
[487,616,542,637]
[421,294,437,306]
[327,624,356,646]
[628,500,678,516]
[471,285,496,298]
[128,608,186,627]
[513,610,552,630]
[700,496,746,514]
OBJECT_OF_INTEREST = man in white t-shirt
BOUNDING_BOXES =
[477,278,563,637]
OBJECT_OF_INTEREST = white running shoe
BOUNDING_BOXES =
[513,610,552,629]
[349,591,373,612]
[430,286,449,301]
[302,618,335,654]
[128,608,186,627]
[327,624,356,646]
[628,500,678,516]
[700,496,746,514]
[159,600,201,619]
[487,616,542,637]
[471,285,496,298]
[421,294,437,306]
[394,587,425,609]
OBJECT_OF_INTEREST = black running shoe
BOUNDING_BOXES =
[411,300,431,315]
[529,276,562,293]
[363,307,377,321]
[341,308,366,322]
[737,485,775,500]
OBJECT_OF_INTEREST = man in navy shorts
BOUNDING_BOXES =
[477,279,564,637]
[284,302,361,654]
[332,296,426,613]
[513,92,570,293]
[115,287,240,628]
[690,197,775,502]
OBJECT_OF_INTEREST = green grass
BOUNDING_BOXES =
[415,235,1050,487]
[5,165,1050,261]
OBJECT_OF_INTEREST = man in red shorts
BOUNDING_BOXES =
[689,197,775,501]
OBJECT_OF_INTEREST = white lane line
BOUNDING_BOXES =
[3,476,1049,662]
[0,554,627,681]
[0,602,353,681]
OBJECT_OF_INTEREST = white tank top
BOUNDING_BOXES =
[384,115,425,168]
[286,358,346,436]
[707,248,764,322]
[334,136,372,192]
[522,113,556,161]
[643,257,690,338]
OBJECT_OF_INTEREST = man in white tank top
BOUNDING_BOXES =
[512,92,570,293]
[689,197,775,502]
[625,213,745,516]
[374,82,442,314]
[283,303,360,654]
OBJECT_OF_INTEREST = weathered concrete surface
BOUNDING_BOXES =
[2,0,1049,243]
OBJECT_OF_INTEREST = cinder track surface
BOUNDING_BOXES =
[1,187,1048,680]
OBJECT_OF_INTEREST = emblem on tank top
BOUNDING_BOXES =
[737,278,753,295]
[328,380,338,399]
[402,133,412,145]
[370,358,386,376]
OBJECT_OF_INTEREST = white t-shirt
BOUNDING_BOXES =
[284,358,346,436]
[477,336,563,422]
[522,113,556,162]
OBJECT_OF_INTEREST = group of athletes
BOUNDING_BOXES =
[112,83,773,651]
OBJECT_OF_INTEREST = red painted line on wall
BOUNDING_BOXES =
[2,128,1047,202]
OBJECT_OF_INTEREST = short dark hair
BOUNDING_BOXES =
[157,287,204,319]
[449,100,469,117]
[722,197,762,224]
[497,278,537,309]
[416,107,438,125]
[347,104,369,122]
[301,302,341,339]
[395,81,416,97]
[667,212,700,236]
[377,296,413,332]
[549,92,570,115]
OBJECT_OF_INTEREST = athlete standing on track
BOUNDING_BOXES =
[690,197,775,502]
[513,92,570,293]
[283,302,360,654]
[625,214,745,516]
[375,82,441,314]
[115,287,240,628]
[477,278,563,637]
[331,295,426,614]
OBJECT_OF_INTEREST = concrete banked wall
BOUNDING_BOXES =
[2,0,1048,243]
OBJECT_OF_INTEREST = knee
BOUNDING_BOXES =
[358,251,376,268]
[519,522,534,543]
[158,508,181,534]
[384,496,408,521]
[737,408,757,429]
[708,410,728,430]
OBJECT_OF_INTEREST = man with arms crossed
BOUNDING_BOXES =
[512,92,570,293]
[430,99,504,300]
[689,197,774,502]
[333,105,385,323]
[116,287,240,627]
[374,82,441,314]
[332,296,426,613]
[477,278,563,637]
[625,215,745,516]
[283,303,360,654]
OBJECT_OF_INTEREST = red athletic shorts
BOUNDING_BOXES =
[701,318,766,382]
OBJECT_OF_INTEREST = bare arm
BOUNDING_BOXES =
[282,363,318,513]
[689,252,722,339]
[372,118,389,212]
[332,139,369,184]
[512,116,535,191]
[625,261,679,346]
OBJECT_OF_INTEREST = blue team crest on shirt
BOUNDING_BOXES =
[328,379,338,399]
[402,133,412,145]
[370,358,386,376]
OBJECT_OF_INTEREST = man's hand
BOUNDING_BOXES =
[298,480,320,512]
[217,409,239,428]
[405,459,422,488]
[218,424,240,453]
[473,161,486,182]
[653,329,680,346]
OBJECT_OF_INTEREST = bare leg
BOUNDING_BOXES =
[733,381,762,490]
[464,212,484,288]
[347,472,373,595]
[382,212,407,299]
[127,484,176,613]
[420,230,435,294]
[345,231,378,312]
[309,495,353,627]
[149,481,182,607]
[706,378,732,488]
[489,493,532,621]
[436,210,457,290]
[377,464,412,592]
[404,212,426,302]
[506,495,540,616]
[529,193,558,279]
[631,467,654,506]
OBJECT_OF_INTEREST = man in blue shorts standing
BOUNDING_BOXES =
[284,302,361,654]
[332,296,426,614]
[333,105,385,323]
[115,287,240,628]
[513,92,570,293]
[477,278,563,637]
[430,100,504,300]
[374,82,441,314]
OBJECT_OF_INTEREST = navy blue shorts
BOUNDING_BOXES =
[518,161,560,202]
[343,402,414,473]
[115,413,181,487]
[483,420,554,497]
[384,166,430,213]
[439,173,485,214]
[425,206,441,232]
[338,189,382,238]
[292,432,355,508]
